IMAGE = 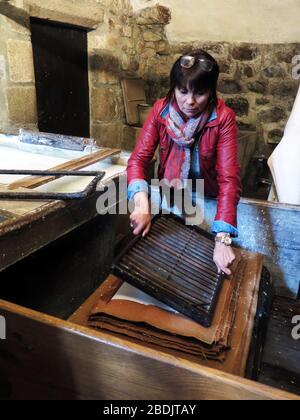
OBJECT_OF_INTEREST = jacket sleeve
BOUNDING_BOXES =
[127,102,161,187]
[213,109,241,235]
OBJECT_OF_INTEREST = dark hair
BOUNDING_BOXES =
[166,49,219,105]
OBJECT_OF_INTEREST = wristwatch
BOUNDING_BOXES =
[214,233,232,246]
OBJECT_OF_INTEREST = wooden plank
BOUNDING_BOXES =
[121,79,147,125]
[238,131,257,180]
[202,197,300,297]
[8,148,120,190]
[0,299,298,400]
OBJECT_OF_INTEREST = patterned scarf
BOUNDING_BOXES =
[164,101,212,189]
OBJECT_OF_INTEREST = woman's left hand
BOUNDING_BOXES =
[213,242,236,275]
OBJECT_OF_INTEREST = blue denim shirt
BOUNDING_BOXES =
[127,106,238,237]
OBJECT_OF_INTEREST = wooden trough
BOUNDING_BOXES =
[0,195,299,400]
[0,133,299,400]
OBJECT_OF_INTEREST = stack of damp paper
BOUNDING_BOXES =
[87,243,264,376]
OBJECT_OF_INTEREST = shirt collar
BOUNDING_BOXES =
[208,108,217,122]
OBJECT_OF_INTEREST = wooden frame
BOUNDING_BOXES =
[0,299,298,400]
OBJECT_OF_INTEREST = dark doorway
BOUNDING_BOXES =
[30,18,90,137]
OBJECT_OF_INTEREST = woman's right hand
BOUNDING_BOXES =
[130,191,151,237]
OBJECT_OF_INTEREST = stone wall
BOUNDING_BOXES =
[0,1,299,154]
[173,42,299,151]
[118,5,300,153]
[131,0,300,45]
[88,0,132,149]
[0,0,126,147]
[0,0,37,132]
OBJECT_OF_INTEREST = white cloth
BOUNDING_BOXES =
[268,86,300,205]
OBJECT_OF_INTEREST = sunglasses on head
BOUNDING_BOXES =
[180,55,214,72]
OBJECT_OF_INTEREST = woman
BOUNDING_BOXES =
[127,50,241,275]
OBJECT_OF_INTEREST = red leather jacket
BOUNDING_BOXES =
[127,97,241,228]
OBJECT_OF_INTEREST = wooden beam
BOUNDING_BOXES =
[8,148,120,190]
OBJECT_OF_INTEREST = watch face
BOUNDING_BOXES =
[224,237,232,245]
[215,235,232,245]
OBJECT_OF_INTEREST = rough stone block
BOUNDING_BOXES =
[270,81,298,97]
[122,125,141,151]
[0,55,6,80]
[261,122,285,145]
[200,42,226,56]
[92,122,122,149]
[243,65,254,78]
[136,5,171,25]
[156,40,170,55]
[92,87,118,122]
[7,86,37,124]
[225,97,249,116]
[218,79,242,94]
[256,96,270,106]
[268,128,284,144]
[232,46,257,61]
[218,60,230,74]
[0,83,7,129]
[262,65,285,78]
[247,81,267,94]
[24,0,104,29]
[7,39,34,83]
[143,31,163,42]
[258,107,286,123]
[90,52,120,85]
[276,46,300,63]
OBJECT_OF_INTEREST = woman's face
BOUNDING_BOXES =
[175,86,211,118]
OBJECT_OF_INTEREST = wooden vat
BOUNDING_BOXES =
[0,298,298,400]
[0,136,129,272]
[0,135,299,399]
[0,195,299,399]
